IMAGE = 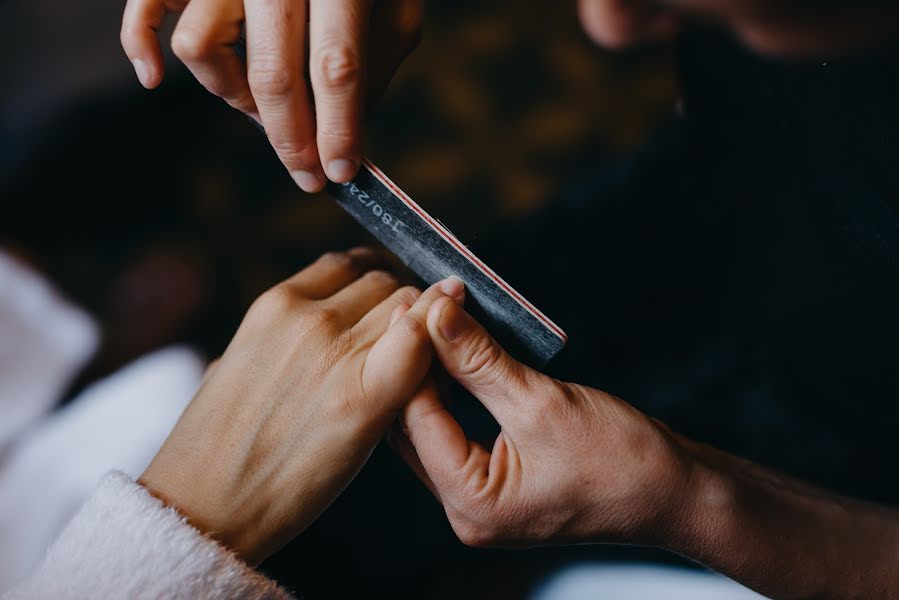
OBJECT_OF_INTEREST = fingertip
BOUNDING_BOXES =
[437,276,465,304]
[291,170,327,193]
[326,159,359,184]
[132,57,162,89]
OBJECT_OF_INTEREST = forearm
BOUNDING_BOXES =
[668,438,899,599]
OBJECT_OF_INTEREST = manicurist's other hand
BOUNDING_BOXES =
[391,281,899,600]
[390,284,695,548]
[578,0,899,57]
[121,0,422,191]
[139,248,457,566]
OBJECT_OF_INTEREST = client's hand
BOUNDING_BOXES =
[139,248,453,565]
[390,283,693,548]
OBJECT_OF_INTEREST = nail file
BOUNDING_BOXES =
[233,37,565,366]
[327,160,566,368]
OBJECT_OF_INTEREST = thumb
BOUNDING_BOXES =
[425,296,542,423]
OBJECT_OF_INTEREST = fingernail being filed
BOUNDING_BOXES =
[327,159,358,183]
[439,276,465,303]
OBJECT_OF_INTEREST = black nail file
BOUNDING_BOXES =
[327,159,566,368]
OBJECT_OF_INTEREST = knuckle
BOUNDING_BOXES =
[171,27,213,62]
[274,141,316,172]
[394,312,428,343]
[249,285,299,321]
[307,306,342,331]
[248,60,296,98]
[394,285,421,306]
[362,269,398,288]
[454,521,496,548]
[319,251,360,274]
[315,45,361,89]
[458,335,503,382]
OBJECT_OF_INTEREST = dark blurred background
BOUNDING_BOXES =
[7,0,897,598]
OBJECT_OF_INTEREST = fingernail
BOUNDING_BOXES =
[291,170,325,193]
[437,299,467,342]
[132,59,150,88]
[438,276,465,302]
[326,159,358,183]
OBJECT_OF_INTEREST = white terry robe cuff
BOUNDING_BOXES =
[5,471,293,600]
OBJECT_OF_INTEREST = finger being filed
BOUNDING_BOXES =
[246,0,325,192]
[283,247,384,299]
[399,276,466,325]
[362,294,435,416]
[309,0,369,183]
[354,286,421,342]
[172,0,257,116]
[325,269,401,326]
[121,0,169,88]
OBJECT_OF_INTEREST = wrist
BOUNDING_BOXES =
[138,459,264,565]
[662,443,735,558]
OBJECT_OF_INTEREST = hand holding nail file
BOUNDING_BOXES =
[326,159,567,368]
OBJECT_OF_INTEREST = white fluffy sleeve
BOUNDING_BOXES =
[4,471,293,600]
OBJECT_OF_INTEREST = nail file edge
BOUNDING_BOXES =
[326,159,566,369]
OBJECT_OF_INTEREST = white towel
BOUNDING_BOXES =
[0,249,206,590]
[4,472,291,600]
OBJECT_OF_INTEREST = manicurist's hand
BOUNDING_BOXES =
[578,0,899,56]
[121,0,422,192]
[138,248,459,566]
[391,280,899,600]
[390,285,694,548]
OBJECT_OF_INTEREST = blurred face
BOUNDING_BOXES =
[577,0,899,57]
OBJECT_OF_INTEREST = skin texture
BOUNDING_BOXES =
[120,0,422,191]
[391,285,899,600]
[138,249,461,565]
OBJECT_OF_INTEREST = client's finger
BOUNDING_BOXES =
[283,247,384,299]
[325,269,401,326]
[354,286,421,340]
[362,298,433,419]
